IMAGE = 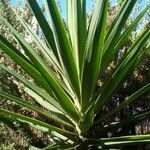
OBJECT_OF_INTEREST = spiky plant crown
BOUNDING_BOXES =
[0,0,150,149]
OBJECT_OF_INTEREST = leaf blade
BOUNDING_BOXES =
[81,0,109,110]
[0,91,74,127]
[96,83,150,123]
[94,29,150,114]
[0,109,77,136]
[0,64,63,113]
[43,0,81,100]
[0,17,80,122]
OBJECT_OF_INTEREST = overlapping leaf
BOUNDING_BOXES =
[0,0,150,148]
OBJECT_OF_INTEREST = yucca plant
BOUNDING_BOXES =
[0,0,150,149]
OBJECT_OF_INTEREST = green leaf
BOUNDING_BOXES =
[98,135,150,147]
[0,17,80,122]
[11,6,62,74]
[67,0,86,78]
[26,0,59,61]
[0,0,149,145]
[77,102,95,137]
[0,64,63,113]
[1,14,70,97]
[81,0,109,111]
[24,88,75,126]
[0,34,52,94]
[114,6,149,51]
[101,6,149,74]
[0,90,74,127]
[103,110,150,132]
[94,55,138,114]
[0,113,17,131]
[94,29,150,114]
[104,0,137,52]
[0,109,77,136]
[42,0,81,100]
[96,83,150,123]
[43,143,77,150]
[50,131,74,144]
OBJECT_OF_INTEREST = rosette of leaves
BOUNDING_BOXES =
[0,0,150,149]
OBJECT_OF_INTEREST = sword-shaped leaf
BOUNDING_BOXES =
[11,6,62,74]
[103,110,150,132]
[0,91,74,127]
[0,64,63,113]
[25,0,59,61]
[67,0,86,78]
[98,135,150,147]
[0,17,80,122]
[101,6,149,74]
[104,0,137,52]
[81,0,108,111]
[0,109,77,136]
[95,83,150,123]
[42,0,81,100]
[94,29,150,114]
